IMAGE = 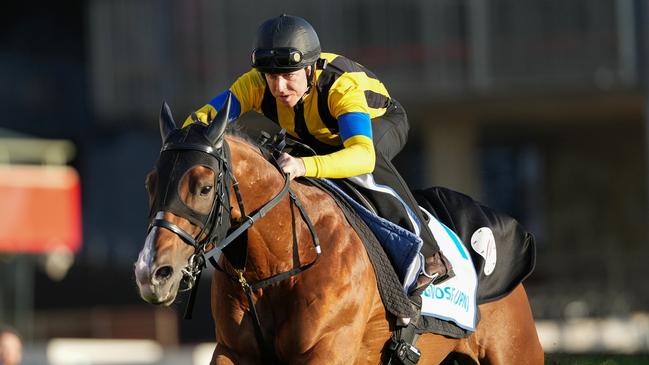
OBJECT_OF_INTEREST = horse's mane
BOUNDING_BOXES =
[224,124,278,157]
[224,123,256,144]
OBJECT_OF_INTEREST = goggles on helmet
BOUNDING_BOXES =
[252,47,305,71]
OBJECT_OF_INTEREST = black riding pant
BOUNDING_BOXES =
[351,99,440,257]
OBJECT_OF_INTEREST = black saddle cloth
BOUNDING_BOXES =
[306,179,536,338]
[413,187,536,304]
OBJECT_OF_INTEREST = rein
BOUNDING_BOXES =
[151,135,321,362]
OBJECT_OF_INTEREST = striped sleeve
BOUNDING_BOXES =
[229,69,266,114]
[327,73,371,118]
[301,111,375,178]
[183,69,265,127]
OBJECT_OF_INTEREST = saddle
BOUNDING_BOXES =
[272,130,536,305]
[260,131,471,339]
[260,130,537,363]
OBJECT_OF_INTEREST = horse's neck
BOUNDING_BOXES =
[226,135,284,219]
[225,135,325,276]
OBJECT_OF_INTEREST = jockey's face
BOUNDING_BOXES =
[265,67,310,108]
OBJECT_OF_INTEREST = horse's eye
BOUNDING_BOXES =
[200,185,213,195]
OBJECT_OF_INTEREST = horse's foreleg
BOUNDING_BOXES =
[210,344,233,365]
[275,281,386,364]
[211,343,257,365]
[276,311,374,365]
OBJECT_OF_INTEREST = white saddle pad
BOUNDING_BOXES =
[419,207,478,332]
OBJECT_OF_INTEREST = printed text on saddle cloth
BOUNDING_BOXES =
[418,208,493,331]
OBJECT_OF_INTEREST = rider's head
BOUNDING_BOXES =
[252,14,320,74]
[251,15,320,107]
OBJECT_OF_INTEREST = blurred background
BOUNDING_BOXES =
[1,0,649,364]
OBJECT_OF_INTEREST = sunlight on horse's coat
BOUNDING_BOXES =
[134,212,161,302]
[135,209,195,306]
[135,103,544,364]
[136,212,162,271]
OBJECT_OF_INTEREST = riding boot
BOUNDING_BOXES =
[414,251,454,292]
[413,215,455,293]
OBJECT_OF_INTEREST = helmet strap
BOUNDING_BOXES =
[304,63,317,95]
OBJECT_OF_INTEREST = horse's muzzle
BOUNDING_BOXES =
[134,262,180,306]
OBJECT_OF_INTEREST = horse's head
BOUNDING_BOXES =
[135,97,233,305]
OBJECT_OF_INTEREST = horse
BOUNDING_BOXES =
[134,98,544,364]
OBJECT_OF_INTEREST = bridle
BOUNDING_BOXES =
[149,98,321,362]
[148,139,237,291]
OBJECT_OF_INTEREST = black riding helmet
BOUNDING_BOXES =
[251,14,321,74]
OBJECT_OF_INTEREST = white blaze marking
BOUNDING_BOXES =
[135,211,165,273]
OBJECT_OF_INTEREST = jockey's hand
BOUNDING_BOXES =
[277,152,305,180]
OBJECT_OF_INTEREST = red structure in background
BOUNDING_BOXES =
[0,165,82,253]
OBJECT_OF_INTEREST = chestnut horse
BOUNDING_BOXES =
[134,99,544,364]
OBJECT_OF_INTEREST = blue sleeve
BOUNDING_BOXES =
[338,112,373,142]
[208,90,242,123]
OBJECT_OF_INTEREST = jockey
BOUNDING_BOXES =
[185,14,453,288]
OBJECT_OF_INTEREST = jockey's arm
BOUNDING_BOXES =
[182,90,242,127]
[182,70,263,127]
[301,111,376,179]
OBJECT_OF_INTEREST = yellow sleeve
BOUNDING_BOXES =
[183,69,265,127]
[229,69,266,114]
[182,104,215,127]
[328,73,370,117]
[301,135,375,178]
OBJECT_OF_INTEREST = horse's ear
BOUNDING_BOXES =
[159,101,176,142]
[205,93,231,147]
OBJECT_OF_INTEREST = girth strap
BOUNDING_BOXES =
[385,299,423,365]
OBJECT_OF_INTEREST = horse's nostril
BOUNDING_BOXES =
[153,266,173,283]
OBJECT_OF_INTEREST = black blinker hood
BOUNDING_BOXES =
[149,124,232,238]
